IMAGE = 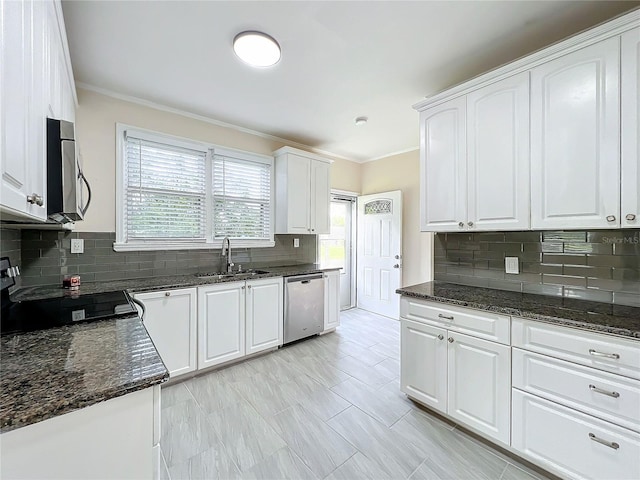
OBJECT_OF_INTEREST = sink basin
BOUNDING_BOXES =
[195,270,270,280]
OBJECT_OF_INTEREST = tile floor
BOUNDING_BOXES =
[159,308,552,480]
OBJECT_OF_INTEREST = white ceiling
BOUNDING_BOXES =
[62,1,636,162]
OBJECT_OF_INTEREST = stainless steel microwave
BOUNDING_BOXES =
[46,118,91,223]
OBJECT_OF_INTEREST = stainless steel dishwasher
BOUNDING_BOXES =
[284,273,324,344]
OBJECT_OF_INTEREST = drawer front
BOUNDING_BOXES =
[400,297,510,344]
[512,318,640,380]
[513,349,640,432]
[512,390,640,480]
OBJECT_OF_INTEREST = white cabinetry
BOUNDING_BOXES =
[420,73,529,232]
[274,147,331,235]
[133,288,197,379]
[0,0,75,221]
[531,38,620,229]
[245,277,283,355]
[1,386,159,479]
[512,318,640,479]
[199,277,283,369]
[622,28,640,228]
[400,297,511,445]
[323,270,340,332]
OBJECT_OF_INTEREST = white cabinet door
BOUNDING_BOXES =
[323,270,340,331]
[400,319,447,412]
[282,154,311,234]
[134,288,197,378]
[1,0,32,217]
[447,331,511,445]
[622,28,640,228]
[531,38,620,229]
[420,96,467,232]
[245,277,283,355]
[467,72,530,230]
[198,282,245,369]
[310,159,330,234]
[513,390,640,480]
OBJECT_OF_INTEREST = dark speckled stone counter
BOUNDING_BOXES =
[397,281,640,339]
[0,315,168,433]
[12,264,339,302]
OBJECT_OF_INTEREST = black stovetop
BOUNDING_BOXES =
[1,290,138,335]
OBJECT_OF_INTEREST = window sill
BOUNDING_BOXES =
[113,240,276,252]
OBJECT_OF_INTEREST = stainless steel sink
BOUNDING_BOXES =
[195,270,270,280]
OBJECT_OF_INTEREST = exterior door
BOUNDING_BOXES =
[531,38,620,229]
[622,28,640,228]
[357,190,402,319]
[319,195,355,310]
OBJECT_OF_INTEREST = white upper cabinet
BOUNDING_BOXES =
[622,28,640,228]
[467,72,530,231]
[420,73,529,232]
[420,97,467,232]
[274,147,331,235]
[0,0,76,222]
[531,38,620,229]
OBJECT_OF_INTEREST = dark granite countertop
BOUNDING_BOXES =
[397,281,640,339]
[0,315,168,433]
[12,264,340,302]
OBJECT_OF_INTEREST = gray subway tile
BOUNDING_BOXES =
[543,254,586,266]
[588,255,639,268]
[472,232,505,242]
[542,274,587,287]
[542,231,586,242]
[587,277,640,294]
[563,287,613,303]
[612,268,640,281]
[564,243,613,254]
[504,232,541,243]
[488,242,522,254]
[519,252,543,262]
[563,265,611,279]
[522,283,564,297]
[586,230,633,243]
[505,272,542,284]
[613,292,640,307]
[613,243,640,256]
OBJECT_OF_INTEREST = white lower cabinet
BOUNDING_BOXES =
[447,331,511,444]
[199,277,283,369]
[512,389,640,480]
[133,288,197,379]
[400,299,511,445]
[323,270,340,332]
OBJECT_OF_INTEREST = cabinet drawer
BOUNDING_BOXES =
[513,349,640,432]
[512,390,640,480]
[400,297,510,344]
[512,318,640,380]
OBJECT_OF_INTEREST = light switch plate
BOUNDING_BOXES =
[293,238,300,248]
[71,239,84,254]
[505,256,519,274]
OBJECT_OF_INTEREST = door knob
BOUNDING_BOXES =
[393,264,400,268]
[606,215,616,222]
[626,214,636,221]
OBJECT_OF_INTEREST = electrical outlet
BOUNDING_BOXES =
[293,238,300,248]
[71,239,84,254]
[505,256,519,274]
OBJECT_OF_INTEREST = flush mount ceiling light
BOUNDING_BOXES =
[355,116,368,126]
[233,31,281,67]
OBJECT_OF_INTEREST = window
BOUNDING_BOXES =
[115,125,274,251]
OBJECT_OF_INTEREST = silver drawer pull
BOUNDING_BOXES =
[589,433,619,450]
[589,384,620,398]
[438,314,454,320]
[589,349,620,360]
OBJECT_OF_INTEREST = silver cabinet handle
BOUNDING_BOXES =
[626,214,636,221]
[395,255,400,259]
[606,215,616,222]
[467,221,474,227]
[458,222,464,228]
[393,264,400,268]
[589,384,620,398]
[438,314,454,320]
[589,433,619,450]
[26,193,43,206]
[448,337,454,343]
[241,286,245,290]
[437,334,444,340]
[247,285,252,289]
[165,292,170,297]
[589,349,620,360]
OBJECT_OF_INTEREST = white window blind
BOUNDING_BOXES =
[124,135,207,241]
[213,153,271,240]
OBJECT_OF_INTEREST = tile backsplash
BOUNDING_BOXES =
[0,228,22,291]
[434,230,640,307]
[16,231,317,287]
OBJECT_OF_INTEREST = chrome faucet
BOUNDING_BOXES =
[221,236,234,273]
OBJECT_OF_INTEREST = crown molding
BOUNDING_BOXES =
[363,146,420,163]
